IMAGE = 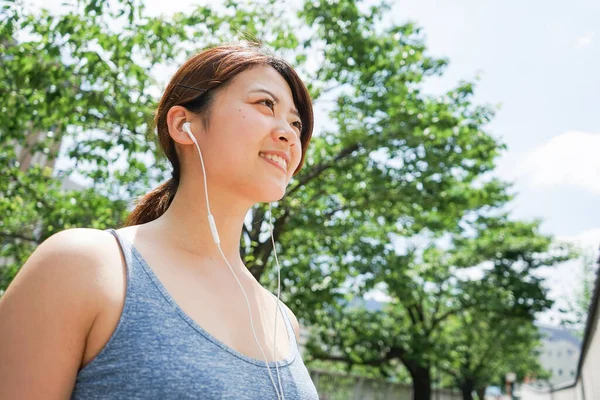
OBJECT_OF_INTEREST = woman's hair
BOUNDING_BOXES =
[125,43,314,226]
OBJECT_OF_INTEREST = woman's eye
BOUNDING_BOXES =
[258,98,275,110]
[292,121,303,132]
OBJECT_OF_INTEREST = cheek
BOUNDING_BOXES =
[289,146,303,176]
[213,109,263,149]
[237,105,266,126]
[237,111,271,146]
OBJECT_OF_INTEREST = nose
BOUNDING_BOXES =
[272,121,299,146]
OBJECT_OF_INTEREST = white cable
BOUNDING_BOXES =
[214,244,282,400]
[269,203,285,399]
[190,133,283,400]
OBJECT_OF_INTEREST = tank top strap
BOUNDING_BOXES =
[105,228,135,282]
[274,296,300,352]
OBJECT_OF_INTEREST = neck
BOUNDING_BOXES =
[151,178,252,271]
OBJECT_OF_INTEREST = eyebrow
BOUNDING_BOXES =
[250,88,301,119]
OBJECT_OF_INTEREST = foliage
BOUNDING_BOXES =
[306,215,573,400]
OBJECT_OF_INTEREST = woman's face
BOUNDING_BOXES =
[186,65,304,203]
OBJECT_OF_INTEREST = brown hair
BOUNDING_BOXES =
[124,43,314,226]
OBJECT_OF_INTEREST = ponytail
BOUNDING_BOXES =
[124,177,178,226]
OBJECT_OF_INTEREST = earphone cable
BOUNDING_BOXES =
[190,134,283,400]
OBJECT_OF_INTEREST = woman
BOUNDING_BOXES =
[0,43,318,399]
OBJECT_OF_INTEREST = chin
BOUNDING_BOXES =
[262,188,287,202]
[253,182,288,203]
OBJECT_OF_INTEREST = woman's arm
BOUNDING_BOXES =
[0,229,110,399]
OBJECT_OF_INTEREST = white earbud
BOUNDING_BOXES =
[182,122,196,143]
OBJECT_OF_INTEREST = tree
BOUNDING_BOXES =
[441,302,550,400]
[306,214,573,400]
[1,0,188,288]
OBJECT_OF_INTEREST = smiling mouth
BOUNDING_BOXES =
[259,153,288,172]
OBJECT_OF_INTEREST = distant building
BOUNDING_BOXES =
[536,325,581,386]
[520,245,600,400]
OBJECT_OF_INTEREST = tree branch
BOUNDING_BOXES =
[287,143,360,196]
[323,205,349,220]
[432,287,444,326]
[248,208,290,280]
[0,232,40,244]
[407,305,418,326]
[426,279,452,333]
[307,187,328,204]
[439,364,461,381]
[416,295,426,324]
[473,329,504,375]
[312,83,345,102]
[430,297,483,331]
[240,223,250,259]
[431,307,461,330]
[242,221,250,240]
[248,205,265,244]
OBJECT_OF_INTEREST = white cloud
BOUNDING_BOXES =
[558,228,600,253]
[520,131,600,195]
[575,32,594,49]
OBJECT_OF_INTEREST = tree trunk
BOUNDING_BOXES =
[459,379,475,400]
[475,386,486,400]
[407,365,432,400]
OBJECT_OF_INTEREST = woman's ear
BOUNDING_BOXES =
[167,106,198,145]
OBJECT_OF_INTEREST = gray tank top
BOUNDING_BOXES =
[72,229,318,399]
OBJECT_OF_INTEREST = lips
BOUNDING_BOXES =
[259,151,289,172]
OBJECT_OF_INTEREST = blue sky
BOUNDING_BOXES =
[389,0,600,323]
[392,0,599,234]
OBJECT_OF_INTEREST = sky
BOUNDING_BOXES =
[31,0,599,325]
[391,0,599,233]
[387,0,600,324]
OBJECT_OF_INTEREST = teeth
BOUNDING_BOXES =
[260,153,287,170]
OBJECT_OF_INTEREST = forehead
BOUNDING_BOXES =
[226,65,295,102]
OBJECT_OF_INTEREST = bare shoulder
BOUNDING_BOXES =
[6,227,121,299]
[0,228,123,399]
[35,227,117,258]
[14,228,124,298]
